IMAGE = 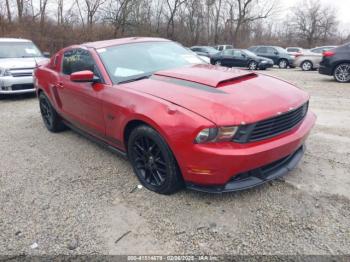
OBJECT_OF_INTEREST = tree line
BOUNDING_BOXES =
[0,0,348,53]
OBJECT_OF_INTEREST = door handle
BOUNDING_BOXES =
[56,82,64,88]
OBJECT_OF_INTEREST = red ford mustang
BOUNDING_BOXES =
[34,37,316,194]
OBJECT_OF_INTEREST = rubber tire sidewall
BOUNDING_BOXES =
[127,125,183,195]
[301,61,313,71]
[278,59,288,69]
[248,61,258,70]
[333,63,350,83]
[39,92,66,132]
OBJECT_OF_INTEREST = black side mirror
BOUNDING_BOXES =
[43,52,50,58]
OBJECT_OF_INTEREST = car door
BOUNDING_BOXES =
[265,47,279,64]
[56,48,106,137]
[220,49,234,66]
[231,50,248,67]
[256,47,268,59]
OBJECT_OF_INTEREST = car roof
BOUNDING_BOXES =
[0,38,32,43]
[83,37,170,49]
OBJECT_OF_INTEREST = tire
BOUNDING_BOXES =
[278,59,288,69]
[128,125,183,194]
[248,61,258,70]
[333,63,350,83]
[215,60,222,66]
[39,92,66,132]
[301,60,313,71]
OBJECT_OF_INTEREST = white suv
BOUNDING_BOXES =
[0,38,49,95]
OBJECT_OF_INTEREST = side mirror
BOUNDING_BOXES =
[43,52,50,58]
[70,70,94,82]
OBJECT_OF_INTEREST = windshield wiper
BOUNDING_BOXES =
[117,74,152,84]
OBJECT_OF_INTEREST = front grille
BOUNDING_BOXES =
[11,84,34,91]
[234,102,309,143]
[11,72,33,77]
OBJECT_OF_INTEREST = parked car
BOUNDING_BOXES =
[293,50,324,71]
[0,38,49,95]
[190,46,219,58]
[187,48,210,63]
[310,46,337,54]
[35,37,315,194]
[319,43,350,83]
[210,49,274,70]
[248,45,294,68]
[286,47,304,59]
[214,45,234,51]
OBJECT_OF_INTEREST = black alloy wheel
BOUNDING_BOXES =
[39,92,66,132]
[128,125,183,194]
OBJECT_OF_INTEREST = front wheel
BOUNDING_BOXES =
[248,61,258,70]
[39,92,66,132]
[278,59,288,69]
[333,63,350,83]
[128,125,183,194]
[301,61,313,71]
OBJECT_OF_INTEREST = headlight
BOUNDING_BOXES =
[261,60,267,63]
[194,126,238,143]
[0,68,11,77]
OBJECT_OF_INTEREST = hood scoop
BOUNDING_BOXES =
[154,64,256,88]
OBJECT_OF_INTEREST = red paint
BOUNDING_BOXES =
[70,70,94,82]
[34,38,316,186]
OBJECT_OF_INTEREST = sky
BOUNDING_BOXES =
[278,0,350,31]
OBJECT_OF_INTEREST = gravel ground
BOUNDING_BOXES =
[0,68,349,256]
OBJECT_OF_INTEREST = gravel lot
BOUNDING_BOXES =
[0,68,349,256]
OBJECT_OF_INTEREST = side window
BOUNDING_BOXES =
[222,49,233,56]
[62,49,98,76]
[257,47,267,53]
[218,46,223,51]
[266,47,276,54]
[233,50,243,57]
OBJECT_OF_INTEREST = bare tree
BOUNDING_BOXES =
[225,0,276,46]
[103,0,135,37]
[293,0,338,47]
[5,0,11,22]
[165,0,186,39]
[16,0,25,22]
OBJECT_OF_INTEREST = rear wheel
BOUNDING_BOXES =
[39,92,66,132]
[333,63,350,83]
[248,61,258,70]
[301,60,313,71]
[128,125,183,194]
[278,59,288,69]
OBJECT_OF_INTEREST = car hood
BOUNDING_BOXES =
[0,57,49,69]
[126,64,309,125]
[256,56,273,63]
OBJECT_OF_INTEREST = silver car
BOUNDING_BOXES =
[293,46,337,71]
[0,38,48,95]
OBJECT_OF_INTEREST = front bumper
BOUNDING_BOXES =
[0,76,35,94]
[187,145,304,193]
[179,112,316,189]
[318,65,332,76]
[258,62,274,69]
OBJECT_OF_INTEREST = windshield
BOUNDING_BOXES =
[242,49,257,57]
[0,42,42,58]
[98,41,206,84]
